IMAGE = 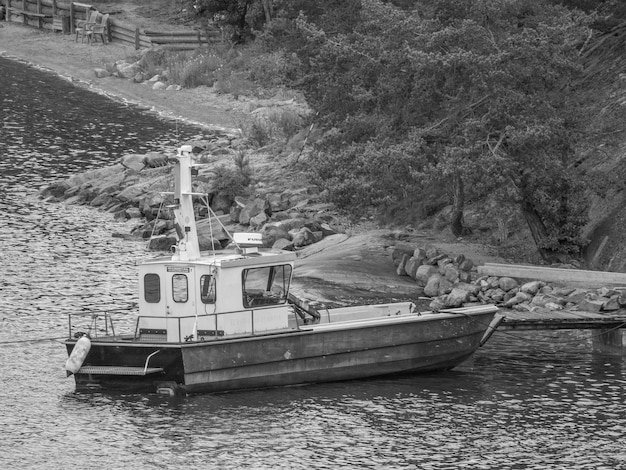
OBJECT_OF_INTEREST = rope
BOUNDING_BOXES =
[0,336,67,345]
[201,195,241,250]
[147,200,164,248]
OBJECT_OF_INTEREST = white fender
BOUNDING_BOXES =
[65,336,91,376]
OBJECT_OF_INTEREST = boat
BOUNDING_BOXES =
[64,145,503,395]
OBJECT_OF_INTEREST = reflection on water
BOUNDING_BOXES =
[1,56,626,470]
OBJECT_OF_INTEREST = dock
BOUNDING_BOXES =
[500,309,626,330]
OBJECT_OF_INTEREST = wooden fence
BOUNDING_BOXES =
[3,0,221,50]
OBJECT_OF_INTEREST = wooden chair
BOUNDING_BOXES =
[75,10,98,43]
[85,13,110,45]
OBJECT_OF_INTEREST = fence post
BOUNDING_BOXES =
[4,0,9,23]
[135,27,139,49]
[69,1,74,34]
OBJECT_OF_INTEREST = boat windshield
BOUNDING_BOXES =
[242,265,292,308]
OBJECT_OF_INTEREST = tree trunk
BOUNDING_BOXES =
[520,200,564,263]
[262,0,271,24]
[450,172,466,237]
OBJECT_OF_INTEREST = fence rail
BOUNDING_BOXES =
[3,0,222,50]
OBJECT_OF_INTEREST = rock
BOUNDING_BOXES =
[545,302,563,311]
[443,265,460,283]
[488,288,506,302]
[498,277,519,292]
[392,243,416,267]
[261,224,291,248]
[412,247,427,265]
[553,287,576,296]
[120,154,147,172]
[425,246,440,260]
[404,256,422,280]
[578,298,604,313]
[117,62,141,79]
[272,238,294,251]
[415,265,439,287]
[443,287,471,307]
[239,198,270,225]
[438,277,454,296]
[396,253,410,276]
[602,297,620,312]
[458,258,474,272]
[618,289,626,307]
[453,254,465,265]
[152,81,167,90]
[486,276,500,289]
[198,235,222,251]
[520,281,543,295]
[292,227,319,248]
[249,211,268,230]
[94,68,111,78]
[424,273,442,297]
[142,153,168,168]
[126,207,142,218]
[504,291,533,307]
[429,298,446,311]
[148,235,177,251]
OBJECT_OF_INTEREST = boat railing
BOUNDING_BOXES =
[135,304,297,343]
[67,311,119,339]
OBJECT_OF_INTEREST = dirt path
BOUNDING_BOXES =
[0,23,243,131]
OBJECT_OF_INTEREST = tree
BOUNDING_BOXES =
[295,0,593,261]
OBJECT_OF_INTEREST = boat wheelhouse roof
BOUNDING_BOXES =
[140,249,296,268]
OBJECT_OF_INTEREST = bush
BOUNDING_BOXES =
[166,51,222,88]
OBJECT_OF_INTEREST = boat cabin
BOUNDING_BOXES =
[136,249,297,343]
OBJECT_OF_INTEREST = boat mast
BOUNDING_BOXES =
[171,145,201,261]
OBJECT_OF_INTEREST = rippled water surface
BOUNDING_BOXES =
[1,56,626,470]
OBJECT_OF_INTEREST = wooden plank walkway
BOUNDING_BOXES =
[500,309,626,330]
[478,263,626,288]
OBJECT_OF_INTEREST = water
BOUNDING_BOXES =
[1,55,626,470]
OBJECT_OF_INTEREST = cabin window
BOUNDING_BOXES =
[200,275,216,304]
[172,274,188,303]
[242,265,292,308]
[144,274,161,303]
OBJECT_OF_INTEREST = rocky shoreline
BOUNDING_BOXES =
[38,140,626,316]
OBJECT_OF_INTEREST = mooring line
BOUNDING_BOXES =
[0,336,67,345]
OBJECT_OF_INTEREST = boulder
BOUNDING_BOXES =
[443,287,471,308]
[503,291,533,307]
[148,235,177,251]
[520,281,543,295]
[261,224,291,248]
[498,277,519,292]
[94,68,111,78]
[602,297,620,312]
[415,265,439,287]
[272,238,294,251]
[444,265,460,283]
[396,253,410,276]
[404,256,422,280]
[292,227,320,248]
[239,198,270,225]
[458,258,474,272]
[424,273,442,297]
[392,243,417,267]
[578,298,604,313]
[437,277,454,296]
